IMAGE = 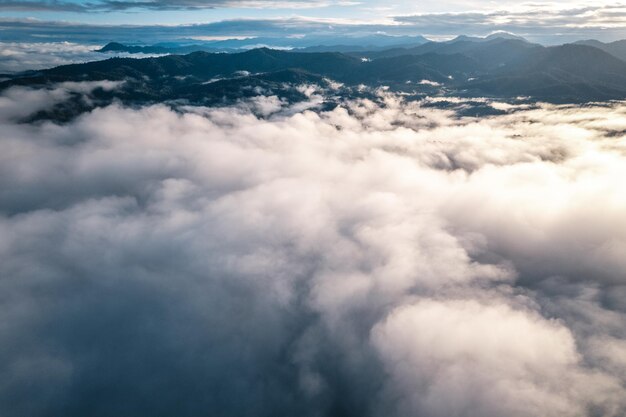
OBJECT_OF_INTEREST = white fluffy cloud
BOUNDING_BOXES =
[372,299,621,417]
[0,85,625,416]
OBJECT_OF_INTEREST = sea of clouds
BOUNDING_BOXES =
[0,42,165,74]
[1,82,625,417]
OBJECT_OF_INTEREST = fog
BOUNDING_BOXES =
[1,84,625,417]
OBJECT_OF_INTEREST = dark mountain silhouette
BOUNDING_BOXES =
[298,42,426,53]
[1,48,465,90]
[21,69,338,123]
[356,53,481,84]
[97,42,230,54]
[464,44,626,101]
[357,38,541,68]
[97,35,430,56]
[55,48,362,81]
[5,39,626,117]
[574,39,626,62]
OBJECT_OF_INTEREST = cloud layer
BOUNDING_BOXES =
[0,0,342,12]
[0,42,169,73]
[3,2,626,44]
[4,4,626,49]
[1,84,626,416]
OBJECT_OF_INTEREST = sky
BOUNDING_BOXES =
[1,0,626,44]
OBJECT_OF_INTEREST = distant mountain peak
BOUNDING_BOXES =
[572,39,626,62]
[98,42,127,52]
[450,35,481,43]
[449,32,528,44]
[485,31,527,42]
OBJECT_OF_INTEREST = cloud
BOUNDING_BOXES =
[0,0,87,11]
[394,3,626,41]
[371,299,618,417]
[0,84,625,416]
[4,3,626,44]
[0,81,123,119]
[0,42,99,73]
[0,0,342,12]
[0,41,169,73]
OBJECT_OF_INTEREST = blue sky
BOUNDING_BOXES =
[1,1,626,43]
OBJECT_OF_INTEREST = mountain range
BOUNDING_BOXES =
[96,34,431,55]
[4,34,626,121]
[574,39,626,62]
[98,42,234,55]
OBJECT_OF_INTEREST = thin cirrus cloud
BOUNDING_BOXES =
[0,81,625,416]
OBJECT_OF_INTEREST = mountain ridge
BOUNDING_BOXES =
[5,39,626,113]
[574,39,626,61]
